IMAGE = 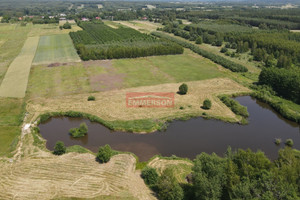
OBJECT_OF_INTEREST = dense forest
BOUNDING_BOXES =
[69,21,183,60]
[142,147,300,200]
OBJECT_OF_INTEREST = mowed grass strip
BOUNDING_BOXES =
[0,36,39,98]
[33,34,80,65]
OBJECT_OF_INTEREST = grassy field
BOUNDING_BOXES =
[28,49,224,98]
[0,98,24,156]
[0,24,32,84]
[33,34,80,65]
[0,36,39,98]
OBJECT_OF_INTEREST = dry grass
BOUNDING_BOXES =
[148,157,193,183]
[59,20,76,25]
[26,78,250,123]
[111,21,162,33]
[28,24,82,37]
[0,132,155,200]
[0,36,39,98]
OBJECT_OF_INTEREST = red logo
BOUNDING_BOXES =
[126,92,175,108]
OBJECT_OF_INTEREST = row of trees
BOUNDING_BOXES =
[75,42,183,60]
[141,147,300,200]
[152,31,248,72]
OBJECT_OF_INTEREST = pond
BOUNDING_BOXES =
[39,96,300,161]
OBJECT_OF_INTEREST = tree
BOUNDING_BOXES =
[96,144,113,163]
[195,36,202,44]
[157,168,184,200]
[53,141,66,155]
[202,99,212,110]
[192,153,226,199]
[178,83,188,95]
[141,167,159,185]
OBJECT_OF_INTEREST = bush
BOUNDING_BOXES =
[141,167,159,185]
[285,139,294,147]
[220,47,228,53]
[63,22,71,29]
[88,96,95,101]
[69,123,88,138]
[179,83,188,95]
[96,144,113,163]
[202,99,212,110]
[195,36,203,44]
[53,141,66,155]
[275,138,281,145]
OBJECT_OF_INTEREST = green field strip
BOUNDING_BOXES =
[0,36,39,98]
[33,34,81,65]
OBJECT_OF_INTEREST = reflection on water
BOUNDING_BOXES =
[39,96,300,161]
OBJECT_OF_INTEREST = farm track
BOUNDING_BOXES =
[0,36,39,98]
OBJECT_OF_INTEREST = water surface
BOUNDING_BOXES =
[39,96,300,161]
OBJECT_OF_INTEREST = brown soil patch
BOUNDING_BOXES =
[83,60,112,68]
[90,73,125,92]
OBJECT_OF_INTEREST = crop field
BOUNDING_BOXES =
[33,34,80,65]
[70,21,183,60]
[0,36,39,98]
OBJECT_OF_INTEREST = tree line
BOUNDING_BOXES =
[152,31,248,72]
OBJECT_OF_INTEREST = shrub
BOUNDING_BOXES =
[285,139,294,147]
[141,167,159,185]
[88,96,95,101]
[53,141,66,155]
[96,144,113,163]
[179,83,188,95]
[195,36,203,44]
[63,22,71,29]
[202,99,212,110]
[69,122,88,138]
[220,47,228,53]
[275,138,281,145]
